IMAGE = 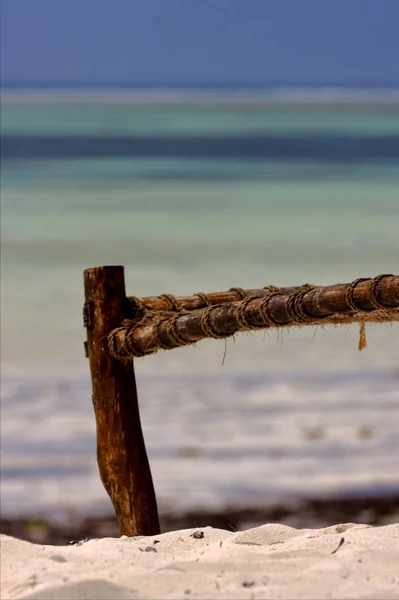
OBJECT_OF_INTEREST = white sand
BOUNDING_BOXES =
[1,523,399,599]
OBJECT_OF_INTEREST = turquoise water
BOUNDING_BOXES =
[1,95,398,516]
[2,100,399,373]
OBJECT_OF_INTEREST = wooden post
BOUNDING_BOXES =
[83,266,160,536]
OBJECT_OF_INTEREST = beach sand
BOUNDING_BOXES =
[1,523,398,599]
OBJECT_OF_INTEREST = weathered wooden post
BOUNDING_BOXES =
[83,266,160,536]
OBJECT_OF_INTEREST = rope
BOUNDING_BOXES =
[127,296,148,322]
[229,287,247,300]
[359,321,367,351]
[235,296,257,330]
[124,321,149,357]
[128,296,145,310]
[152,313,191,350]
[159,294,179,311]
[285,284,315,323]
[108,326,129,359]
[345,278,372,311]
[200,306,231,339]
[108,275,399,359]
[258,291,287,326]
[195,292,211,307]
[108,321,150,359]
[368,274,394,309]
[344,275,395,351]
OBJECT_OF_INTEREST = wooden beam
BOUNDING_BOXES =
[110,275,399,359]
[128,285,300,313]
[84,265,160,536]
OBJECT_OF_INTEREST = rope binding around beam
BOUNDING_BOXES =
[108,274,399,360]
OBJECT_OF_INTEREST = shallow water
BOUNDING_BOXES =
[1,91,398,516]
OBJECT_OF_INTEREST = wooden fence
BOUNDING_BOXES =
[83,267,399,537]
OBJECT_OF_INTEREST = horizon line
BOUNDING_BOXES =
[2,80,399,90]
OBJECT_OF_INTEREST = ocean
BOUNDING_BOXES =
[1,87,399,519]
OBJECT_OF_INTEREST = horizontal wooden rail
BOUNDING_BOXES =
[128,285,301,314]
[85,269,398,537]
[109,275,399,360]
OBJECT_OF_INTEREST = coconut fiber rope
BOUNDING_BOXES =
[195,292,211,307]
[109,275,398,359]
[285,284,316,323]
[200,305,232,339]
[368,274,395,309]
[152,312,192,350]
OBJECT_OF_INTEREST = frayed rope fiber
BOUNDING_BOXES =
[108,275,398,359]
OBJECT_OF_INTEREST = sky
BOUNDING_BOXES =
[1,0,399,86]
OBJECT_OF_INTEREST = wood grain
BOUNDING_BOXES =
[84,266,159,536]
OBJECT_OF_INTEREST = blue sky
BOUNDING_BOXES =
[1,0,399,86]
